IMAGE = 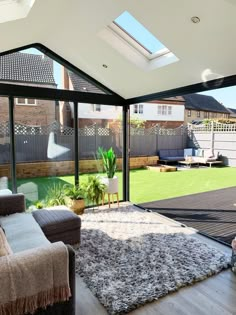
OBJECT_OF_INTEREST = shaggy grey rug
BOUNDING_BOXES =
[73,206,230,315]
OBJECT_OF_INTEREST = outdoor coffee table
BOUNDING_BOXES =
[178,160,199,168]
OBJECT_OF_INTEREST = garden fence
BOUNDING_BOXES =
[0,121,187,163]
[187,121,236,166]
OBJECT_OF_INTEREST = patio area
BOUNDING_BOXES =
[140,187,236,246]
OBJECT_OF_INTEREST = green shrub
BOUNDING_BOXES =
[45,183,66,206]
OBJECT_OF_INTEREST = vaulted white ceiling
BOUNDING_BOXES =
[0,0,236,99]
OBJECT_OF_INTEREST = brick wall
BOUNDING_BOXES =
[0,156,159,179]
[184,109,229,124]
[0,82,57,125]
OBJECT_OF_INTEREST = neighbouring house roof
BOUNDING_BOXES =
[227,107,236,117]
[183,94,229,113]
[0,52,56,85]
[68,71,106,94]
[149,96,185,104]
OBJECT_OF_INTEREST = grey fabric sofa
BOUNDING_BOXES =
[0,194,76,315]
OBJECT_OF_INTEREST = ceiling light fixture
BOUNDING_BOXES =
[102,64,108,68]
[191,16,200,24]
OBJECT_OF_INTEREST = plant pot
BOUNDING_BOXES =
[68,198,85,215]
[103,176,119,194]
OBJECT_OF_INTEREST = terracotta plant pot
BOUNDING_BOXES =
[69,198,85,215]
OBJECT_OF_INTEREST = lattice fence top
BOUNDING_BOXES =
[0,122,9,136]
[79,124,110,136]
[130,124,185,136]
[0,121,75,136]
[188,121,236,133]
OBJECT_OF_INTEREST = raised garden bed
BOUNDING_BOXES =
[146,164,177,172]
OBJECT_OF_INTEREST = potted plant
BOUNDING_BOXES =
[97,147,118,194]
[83,175,106,208]
[64,184,85,215]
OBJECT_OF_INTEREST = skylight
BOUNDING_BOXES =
[113,11,169,57]
[0,0,35,24]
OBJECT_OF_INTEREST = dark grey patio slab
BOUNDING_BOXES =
[140,187,236,246]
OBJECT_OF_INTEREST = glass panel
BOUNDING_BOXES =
[114,11,167,54]
[15,98,75,209]
[0,97,11,191]
[77,103,123,207]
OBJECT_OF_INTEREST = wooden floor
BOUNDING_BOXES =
[141,187,236,245]
[75,206,235,315]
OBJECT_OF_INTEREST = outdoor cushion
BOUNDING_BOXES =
[158,149,169,157]
[177,149,184,156]
[0,213,49,253]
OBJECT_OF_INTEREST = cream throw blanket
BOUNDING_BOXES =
[0,241,71,315]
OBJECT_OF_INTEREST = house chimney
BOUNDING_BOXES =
[62,66,70,90]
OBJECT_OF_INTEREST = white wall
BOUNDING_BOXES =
[130,103,184,121]
[70,102,184,121]
[70,103,122,119]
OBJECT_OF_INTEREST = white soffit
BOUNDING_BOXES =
[0,0,236,99]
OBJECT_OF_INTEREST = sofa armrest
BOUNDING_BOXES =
[0,193,25,216]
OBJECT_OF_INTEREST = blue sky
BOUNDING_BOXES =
[199,87,236,109]
[115,11,166,53]
[22,48,236,109]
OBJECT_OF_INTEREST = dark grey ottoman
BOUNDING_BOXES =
[32,209,81,245]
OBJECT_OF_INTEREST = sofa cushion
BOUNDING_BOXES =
[0,227,12,256]
[0,213,50,253]
[177,149,184,156]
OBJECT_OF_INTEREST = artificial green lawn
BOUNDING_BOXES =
[16,166,236,206]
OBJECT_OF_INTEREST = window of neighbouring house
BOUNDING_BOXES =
[187,110,191,117]
[204,111,209,118]
[16,98,36,105]
[134,104,143,114]
[197,111,200,118]
[211,112,217,118]
[112,11,171,60]
[92,104,101,112]
[157,105,169,115]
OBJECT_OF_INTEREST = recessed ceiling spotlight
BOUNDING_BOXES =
[83,87,87,90]
[102,64,108,68]
[191,16,200,24]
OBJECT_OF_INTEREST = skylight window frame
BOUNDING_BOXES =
[110,18,170,61]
